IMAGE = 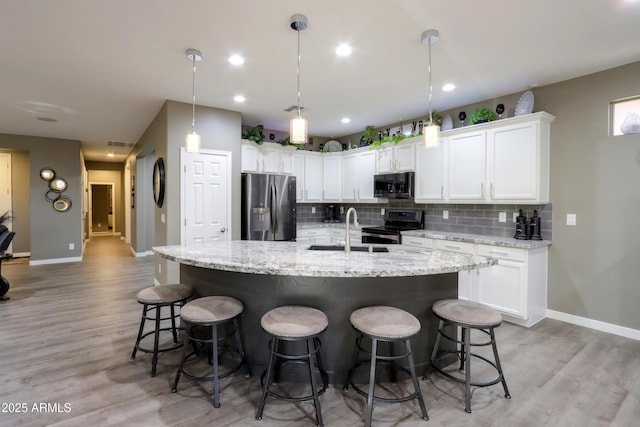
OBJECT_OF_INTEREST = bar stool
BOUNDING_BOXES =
[344,305,428,427]
[256,305,329,426]
[130,283,193,376]
[171,296,249,408]
[425,299,511,413]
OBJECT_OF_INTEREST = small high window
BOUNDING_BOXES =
[610,96,640,136]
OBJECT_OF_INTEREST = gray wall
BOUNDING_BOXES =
[0,134,83,261]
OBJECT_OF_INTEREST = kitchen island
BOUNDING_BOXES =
[153,240,496,383]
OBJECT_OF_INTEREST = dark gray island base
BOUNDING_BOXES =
[153,241,497,385]
[181,265,457,384]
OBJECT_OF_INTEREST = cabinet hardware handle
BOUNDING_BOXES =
[445,245,461,250]
[489,250,509,256]
[481,183,485,198]
[441,185,444,199]
[490,183,494,198]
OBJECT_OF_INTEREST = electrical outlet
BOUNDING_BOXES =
[443,210,449,219]
[566,213,577,226]
[340,206,344,214]
[498,212,506,222]
[513,212,518,222]
[68,243,74,250]
[381,208,385,215]
[311,207,316,214]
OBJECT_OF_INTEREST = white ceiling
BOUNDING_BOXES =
[1,0,639,162]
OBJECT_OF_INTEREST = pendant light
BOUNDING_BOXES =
[289,14,308,144]
[185,48,202,153]
[421,30,440,148]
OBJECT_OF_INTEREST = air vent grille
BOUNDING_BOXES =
[108,141,135,148]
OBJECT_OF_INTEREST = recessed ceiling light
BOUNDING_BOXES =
[228,54,244,65]
[234,95,246,103]
[106,152,115,158]
[442,83,455,91]
[336,44,352,57]
[341,117,351,123]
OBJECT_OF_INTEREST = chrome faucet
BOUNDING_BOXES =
[345,207,361,253]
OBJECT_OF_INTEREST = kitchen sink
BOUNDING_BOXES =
[307,245,389,253]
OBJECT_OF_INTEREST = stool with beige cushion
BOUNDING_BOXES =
[425,298,511,413]
[255,305,329,426]
[344,305,428,427]
[130,283,193,376]
[171,296,249,408]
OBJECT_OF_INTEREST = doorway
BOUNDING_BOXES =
[0,153,11,252]
[89,182,115,236]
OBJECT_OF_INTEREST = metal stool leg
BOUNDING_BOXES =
[131,304,148,360]
[388,341,398,383]
[170,303,179,343]
[365,338,378,427]
[425,319,444,380]
[232,318,251,378]
[459,326,467,371]
[489,327,511,399]
[463,326,472,413]
[343,334,362,391]
[256,337,278,421]
[406,339,429,421]
[151,304,162,377]
[212,324,220,408]
[307,338,324,426]
[171,323,192,392]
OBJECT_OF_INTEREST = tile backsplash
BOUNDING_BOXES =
[297,200,552,240]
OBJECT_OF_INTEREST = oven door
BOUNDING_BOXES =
[361,230,401,245]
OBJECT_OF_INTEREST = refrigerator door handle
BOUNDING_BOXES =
[270,182,278,235]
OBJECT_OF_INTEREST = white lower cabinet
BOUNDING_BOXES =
[296,228,330,244]
[403,234,548,327]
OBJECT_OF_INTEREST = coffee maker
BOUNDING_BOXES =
[324,205,338,223]
[514,209,529,240]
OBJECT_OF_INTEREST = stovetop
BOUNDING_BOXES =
[362,209,424,234]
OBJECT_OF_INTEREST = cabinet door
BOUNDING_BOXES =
[375,146,394,173]
[261,145,281,173]
[394,144,415,171]
[322,154,343,201]
[476,259,527,319]
[303,153,323,202]
[241,142,261,172]
[448,131,486,201]
[342,153,358,201]
[356,150,377,201]
[487,122,538,201]
[280,149,295,175]
[415,139,446,201]
[292,153,305,201]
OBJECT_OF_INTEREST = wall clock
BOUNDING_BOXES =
[153,157,165,208]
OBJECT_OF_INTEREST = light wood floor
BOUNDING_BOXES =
[1,236,639,426]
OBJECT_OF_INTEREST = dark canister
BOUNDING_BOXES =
[528,209,542,240]
[514,209,529,240]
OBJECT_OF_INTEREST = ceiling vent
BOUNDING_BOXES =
[108,141,135,148]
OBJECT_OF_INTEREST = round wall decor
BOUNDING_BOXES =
[153,157,165,208]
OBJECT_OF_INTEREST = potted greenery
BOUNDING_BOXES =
[362,125,376,146]
[470,108,496,124]
[242,124,265,145]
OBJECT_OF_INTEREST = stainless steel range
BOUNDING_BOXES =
[361,209,424,245]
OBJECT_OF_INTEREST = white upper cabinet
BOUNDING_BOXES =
[241,141,296,175]
[415,138,447,202]
[375,140,416,173]
[322,153,343,202]
[292,151,322,202]
[448,130,487,201]
[342,148,379,202]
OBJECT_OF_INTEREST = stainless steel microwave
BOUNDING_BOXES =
[373,172,414,199]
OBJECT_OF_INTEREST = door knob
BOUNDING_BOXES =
[220,227,226,232]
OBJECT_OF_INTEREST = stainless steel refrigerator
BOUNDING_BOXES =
[241,173,297,241]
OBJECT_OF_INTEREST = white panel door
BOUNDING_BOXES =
[0,153,11,252]
[182,149,231,245]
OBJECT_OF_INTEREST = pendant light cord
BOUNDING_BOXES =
[428,35,433,124]
[296,26,302,119]
[191,54,196,131]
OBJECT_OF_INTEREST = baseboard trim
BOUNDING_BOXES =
[30,256,83,266]
[546,309,640,341]
[10,252,30,258]
[132,249,153,257]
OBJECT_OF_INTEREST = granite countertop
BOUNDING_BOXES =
[401,230,551,249]
[153,240,496,278]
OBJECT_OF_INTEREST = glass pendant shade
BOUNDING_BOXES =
[424,123,440,148]
[185,130,202,153]
[290,116,308,144]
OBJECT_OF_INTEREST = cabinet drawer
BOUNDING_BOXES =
[435,240,475,254]
[477,244,525,261]
[402,236,434,249]
[297,229,325,237]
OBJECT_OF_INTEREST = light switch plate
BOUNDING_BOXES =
[566,213,577,226]
[443,210,449,219]
[311,207,316,214]
[381,208,385,215]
